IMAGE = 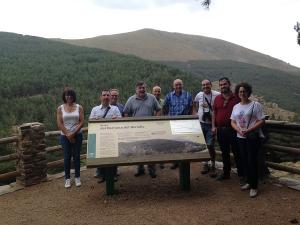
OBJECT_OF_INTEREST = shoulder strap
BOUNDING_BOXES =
[246,102,256,129]
[102,106,111,118]
[204,92,213,111]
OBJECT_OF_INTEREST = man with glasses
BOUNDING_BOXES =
[212,77,244,183]
[163,79,193,169]
[89,89,121,183]
[109,88,124,177]
[110,88,124,116]
[124,81,161,178]
[194,79,220,177]
[152,85,165,169]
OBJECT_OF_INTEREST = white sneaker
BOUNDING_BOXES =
[250,189,258,198]
[241,183,250,190]
[65,179,71,188]
[75,177,81,187]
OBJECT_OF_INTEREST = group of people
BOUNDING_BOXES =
[57,77,265,198]
[196,77,265,198]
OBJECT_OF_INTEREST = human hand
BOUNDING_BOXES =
[66,132,76,143]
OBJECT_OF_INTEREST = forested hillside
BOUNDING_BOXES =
[0,32,201,137]
[163,60,300,115]
[1,32,299,137]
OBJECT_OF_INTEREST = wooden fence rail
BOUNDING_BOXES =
[0,136,18,145]
[0,153,18,163]
[0,121,300,183]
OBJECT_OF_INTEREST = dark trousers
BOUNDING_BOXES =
[238,137,260,189]
[217,127,243,177]
[97,167,117,178]
[137,164,156,174]
[60,133,83,179]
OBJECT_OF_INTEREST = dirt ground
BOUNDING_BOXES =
[0,163,300,225]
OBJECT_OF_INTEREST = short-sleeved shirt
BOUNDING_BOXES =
[123,93,161,117]
[163,90,193,116]
[231,101,265,138]
[89,104,121,119]
[213,93,239,128]
[113,102,124,117]
[157,99,164,108]
[194,90,220,124]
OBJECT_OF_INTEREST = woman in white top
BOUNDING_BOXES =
[231,83,265,198]
[57,88,84,188]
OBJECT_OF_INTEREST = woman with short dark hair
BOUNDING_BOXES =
[57,88,84,188]
[230,82,265,198]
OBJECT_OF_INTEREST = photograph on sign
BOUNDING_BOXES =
[87,118,207,164]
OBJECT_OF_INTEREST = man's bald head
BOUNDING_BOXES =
[201,79,212,94]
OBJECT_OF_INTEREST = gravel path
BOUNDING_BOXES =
[0,164,299,225]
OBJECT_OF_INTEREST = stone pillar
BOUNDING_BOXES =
[13,122,47,186]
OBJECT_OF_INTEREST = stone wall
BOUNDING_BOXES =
[13,122,47,186]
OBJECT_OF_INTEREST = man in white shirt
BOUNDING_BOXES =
[89,89,121,183]
[194,79,220,177]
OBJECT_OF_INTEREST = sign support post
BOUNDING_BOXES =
[179,162,190,191]
[105,167,115,195]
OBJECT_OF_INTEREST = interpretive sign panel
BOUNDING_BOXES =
[86,116,209,167]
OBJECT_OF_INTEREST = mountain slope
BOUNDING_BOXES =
[0,31,299,137]
[59,29,300,73]
[164,60,300,114]
[0,32,200,136]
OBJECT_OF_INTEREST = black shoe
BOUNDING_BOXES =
[170,163,179,170]
[216,173,230,181]
[239,177,246,186]
[149,172,157,178]
[134,170,145,177]
[97,177,105,183]
[209,167,217,178]
[159,164,165,169]
[201,164,210,175]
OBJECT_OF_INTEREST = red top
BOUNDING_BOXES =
[213,93,240,128]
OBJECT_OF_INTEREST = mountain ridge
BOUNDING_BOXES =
[58,28,300,73]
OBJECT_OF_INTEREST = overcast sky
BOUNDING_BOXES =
[1,0,299,68]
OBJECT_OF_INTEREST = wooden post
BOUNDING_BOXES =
[179,161,190,191]
[105,167,115,195]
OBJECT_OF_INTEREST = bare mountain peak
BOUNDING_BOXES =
[61,29,299,72]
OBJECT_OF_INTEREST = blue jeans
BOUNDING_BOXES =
[200,122,215,147]
[60,133,83,179]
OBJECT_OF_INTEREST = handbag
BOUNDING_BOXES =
[245,130,260,141]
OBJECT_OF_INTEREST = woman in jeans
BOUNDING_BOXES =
[57,88,84,188]
[230,83,265,198]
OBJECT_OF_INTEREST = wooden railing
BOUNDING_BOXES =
[263,120,300,174]
[0,121,300,183]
